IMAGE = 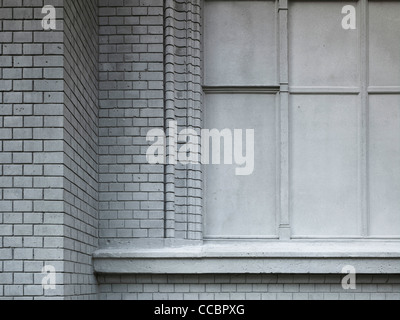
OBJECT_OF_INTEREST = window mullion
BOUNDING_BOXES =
[278,0,291,240]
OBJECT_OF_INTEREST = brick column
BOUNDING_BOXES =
[0,0,98,300]
[0,0,65,299]
[98,0,203,248]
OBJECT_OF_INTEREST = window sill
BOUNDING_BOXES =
[93,241,400,275]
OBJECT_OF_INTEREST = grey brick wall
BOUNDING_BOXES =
[98,0,202,246]
[63,0,99,299]
[165,0,202,241]
[0,0,66,299]
[0,0,98,300]
[98,0,166,243]
[97,274,400,300]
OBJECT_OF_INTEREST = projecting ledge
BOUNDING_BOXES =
[93,241,400,275]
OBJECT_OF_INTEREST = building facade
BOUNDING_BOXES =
[0,0,399,300]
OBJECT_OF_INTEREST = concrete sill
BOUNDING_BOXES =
[93,241,400,275]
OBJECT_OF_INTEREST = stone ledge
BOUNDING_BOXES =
[93,241,400,275]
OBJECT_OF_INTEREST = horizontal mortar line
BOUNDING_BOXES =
[202,85,281,94]
[289,86,361,94]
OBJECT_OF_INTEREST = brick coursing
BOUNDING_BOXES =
[0,0,98,300]
[0,0,66,299]
[97,274,400,300]
[98,0,166,243]
[165,0,202,241]
[63,0,99,299]
[98,0,202,244]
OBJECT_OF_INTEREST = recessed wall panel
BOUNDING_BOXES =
[289,1,359,87]
[204,1,277,86]
[204,94,277,237]
[369,1,400,87]
[369,95,400,236]
[291,95,360,237]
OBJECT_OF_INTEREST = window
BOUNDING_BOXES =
[203,0,400,240]
[204,0,278,239]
